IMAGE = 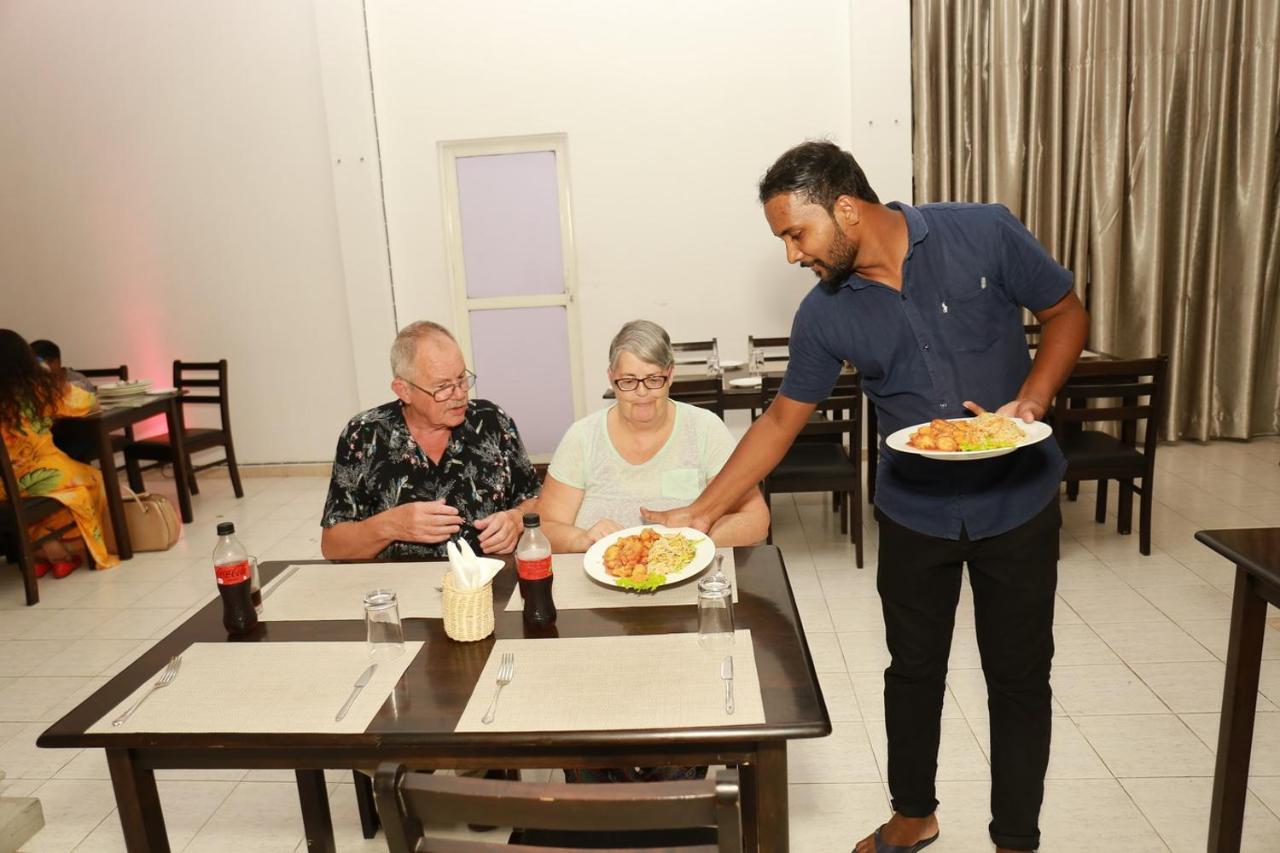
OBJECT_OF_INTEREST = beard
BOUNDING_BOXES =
[810,227,858,293]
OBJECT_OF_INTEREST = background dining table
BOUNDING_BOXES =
[37,545,830,852]
[54,391,194,560]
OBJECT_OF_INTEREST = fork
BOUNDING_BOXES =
[480,653,515,725]
[113,656,182,727]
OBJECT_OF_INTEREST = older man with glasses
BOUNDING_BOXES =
[320,320,540,559]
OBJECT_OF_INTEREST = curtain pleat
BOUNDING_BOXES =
[912,0,1280,439]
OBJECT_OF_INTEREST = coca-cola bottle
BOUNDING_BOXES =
[213,522,258,635]
[515,513,556,629]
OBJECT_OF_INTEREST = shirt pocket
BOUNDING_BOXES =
[937,278,1004,353]
[660,467,702,501]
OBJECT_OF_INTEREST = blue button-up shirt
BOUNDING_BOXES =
[780,201,1071,540]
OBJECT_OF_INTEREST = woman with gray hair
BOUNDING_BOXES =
[539,319,769,552]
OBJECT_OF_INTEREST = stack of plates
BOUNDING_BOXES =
[96,379,153,403]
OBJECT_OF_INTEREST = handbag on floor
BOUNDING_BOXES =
[122,488,181,551]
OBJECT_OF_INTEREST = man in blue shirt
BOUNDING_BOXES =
[645,141,1088,853]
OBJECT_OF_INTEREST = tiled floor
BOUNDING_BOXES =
[3,437,1280,851]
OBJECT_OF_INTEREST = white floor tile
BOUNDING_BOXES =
[787,782,890,853]
[1075,714,1215,777]
[864,717,990,782]
[1052,665,1168,716]
[788,720,881,784]
[1133,661,1278,715]
[1038,778,1168,852]
[1091,621,1217,664]
[183,780,304,853]
[1180,711,1280,775]
[1122,776,1280,853]
[1139,585,1235,623]
[19,779,118,852]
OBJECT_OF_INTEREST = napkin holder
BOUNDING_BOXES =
[442,571,494,642]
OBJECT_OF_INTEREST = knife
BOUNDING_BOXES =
[721,655,735,715]
[335,663,378,722]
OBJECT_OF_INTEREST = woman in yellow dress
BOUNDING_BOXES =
[1,330,118,576]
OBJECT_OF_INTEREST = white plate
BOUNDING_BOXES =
[718,359,745,370]
[144,387,178,395]
[884,417,1053,461]
[97,380,152,392]
[582,525,716,591]
[727,376,762,388]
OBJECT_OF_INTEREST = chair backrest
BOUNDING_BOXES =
[1024,324,1042,350]
[761,375,860,440]
[1052,356,1168,458]
[173,359,232,429]
[74,365,130,382]
[672,339,718,358]
[746,335,790,363]
[669,377,725,418]
[0,436,24,520]
[374,763,741,853]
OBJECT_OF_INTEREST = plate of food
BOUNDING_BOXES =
[583,525,716,592]
[885,412,1053,461]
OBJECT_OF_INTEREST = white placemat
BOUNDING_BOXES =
[455,630,764,732]
[90,641,423,734]
[504,549,736,612]
[262,562,452,621]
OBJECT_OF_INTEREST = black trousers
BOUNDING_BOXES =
[876,498,1060,852]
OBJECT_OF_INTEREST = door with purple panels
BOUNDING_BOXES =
[444,138,582,459]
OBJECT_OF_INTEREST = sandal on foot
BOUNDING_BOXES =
[34,561,52,578]
[52,555,82,579]
[868,825,940,853]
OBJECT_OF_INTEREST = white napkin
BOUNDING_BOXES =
[447,539,504,590]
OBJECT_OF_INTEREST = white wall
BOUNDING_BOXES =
[359,0,913,418]
[0,0,914,463]
[0,1,360,463]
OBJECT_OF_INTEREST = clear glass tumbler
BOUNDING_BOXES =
[697,573,735,651]
[749,348,765,377]
[364,589,404,660]
[705,350,721,376]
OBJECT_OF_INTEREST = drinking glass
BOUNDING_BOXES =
[364,589,404,660]
[705,350,721,376]
[697,573,735,651]
[749,348,765,377]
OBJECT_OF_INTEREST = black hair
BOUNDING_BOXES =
[29,339,61,362]
[758,140,880,210]
[0,330,65,430]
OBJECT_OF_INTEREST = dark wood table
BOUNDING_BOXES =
[1195,528,1280,852]
[56,393,194,560]
[38,546,830,852]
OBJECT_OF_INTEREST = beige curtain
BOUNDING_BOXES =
[912,0,1280,439]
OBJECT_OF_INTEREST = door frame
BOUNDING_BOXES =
[437,133,586,442]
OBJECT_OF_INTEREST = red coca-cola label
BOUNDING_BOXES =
[516,555,552,580]
[215,559,250,586]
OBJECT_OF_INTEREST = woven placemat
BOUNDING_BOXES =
[262,562,452,621]
[90,641,423,734]
[455,630,763,732]
[503,549,736,612]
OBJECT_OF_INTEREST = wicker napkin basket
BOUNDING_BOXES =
[442,571,494,642]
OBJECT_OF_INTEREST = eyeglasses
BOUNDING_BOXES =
[612,374,670,392]
[399,370,477,402]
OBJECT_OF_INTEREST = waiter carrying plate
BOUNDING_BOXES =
[644,140,1088,853]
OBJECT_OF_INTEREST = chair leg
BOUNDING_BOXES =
[1138,480,1154,556]
[353,770,380,838]
[16,532,40,606]
[125,456,145,493]
[831,491,839,512]
[186,459,200,496]
[1066,480,1079,501]
[839,493,848,535]
[224,439,245,499]
[1117,479,1135,536]
[1094,480,1108,523]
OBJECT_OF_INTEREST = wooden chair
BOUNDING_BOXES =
[124,359,244,499]
[1053,356,1168,555]
[672,339,719,363]
[0,439,83,605]
[760,374,863,567]
[373,763,741,853]
[669,376,725,419]
[66,364,137,457]
[1024,323,1043,350]
[745,335,789,363]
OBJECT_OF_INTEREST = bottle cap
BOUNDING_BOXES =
[522,512,540,527]
[216,522,235,536]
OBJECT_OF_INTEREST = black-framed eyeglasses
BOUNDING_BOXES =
[612,374,670,392]
[399,370,477,402]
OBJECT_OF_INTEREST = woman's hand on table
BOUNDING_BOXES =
[639,506,712,533]
[583,518,623,547]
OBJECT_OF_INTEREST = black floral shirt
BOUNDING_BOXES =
[321,399,540,559]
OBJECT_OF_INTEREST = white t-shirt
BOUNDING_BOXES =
[547,401,736,530]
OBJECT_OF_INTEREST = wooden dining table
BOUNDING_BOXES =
[37,545,830,852]
[1194,527,1280,852]
[55,392,194,560]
